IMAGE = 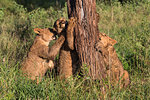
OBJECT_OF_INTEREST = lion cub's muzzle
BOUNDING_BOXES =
[52,35,57,40]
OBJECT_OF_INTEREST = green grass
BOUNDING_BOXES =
[0,0,150,99]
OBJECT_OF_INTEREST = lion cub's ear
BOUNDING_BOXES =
[34,28,43,35]
[109,38,117,46]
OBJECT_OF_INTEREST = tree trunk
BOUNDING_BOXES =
[67,0,106,80]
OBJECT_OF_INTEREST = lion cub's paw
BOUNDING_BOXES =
[48,60,54,69]
[53,18,67,34]
[68,17,77,28]
[94,42,103,52]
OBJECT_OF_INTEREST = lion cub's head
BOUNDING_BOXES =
[99,33,117,47]
[53,18,67,35]
[34,28,56,42]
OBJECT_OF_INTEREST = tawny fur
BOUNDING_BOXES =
[53,18,67,35]
[53,17,79,79]
[21,28,65,83]
[95,33,130,88]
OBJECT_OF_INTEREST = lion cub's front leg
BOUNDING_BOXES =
[66,17,77,50]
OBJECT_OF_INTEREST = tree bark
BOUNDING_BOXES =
[67,0,106,80]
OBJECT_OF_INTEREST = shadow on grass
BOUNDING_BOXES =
[15,0,67,11]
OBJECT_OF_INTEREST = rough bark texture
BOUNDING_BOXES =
[67,0,106,80]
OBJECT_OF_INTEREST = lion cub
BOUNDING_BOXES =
[95,33,130,88]
[53,17,79,79]
[21,28,65,83]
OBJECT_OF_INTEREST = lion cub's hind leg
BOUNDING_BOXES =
[122,70,130,88]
